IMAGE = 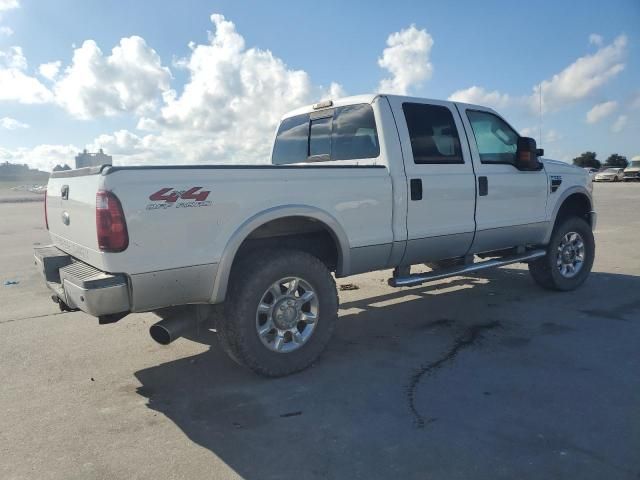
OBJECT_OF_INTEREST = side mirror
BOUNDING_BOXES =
[516,137,543,171]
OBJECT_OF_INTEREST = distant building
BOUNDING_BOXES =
[0,161,49,181]
[75,149,112,169]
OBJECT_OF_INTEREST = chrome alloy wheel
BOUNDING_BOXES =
[255,277,319,353]
[556,231,585,278]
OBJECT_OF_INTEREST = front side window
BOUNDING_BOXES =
[466,110,519,164]
[402,103,463,164]
[271,104,379,165]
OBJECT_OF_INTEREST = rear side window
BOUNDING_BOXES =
[402,103,463,164]
[466,110,518,164]
[271,104,379,164]
[332,105,379,160]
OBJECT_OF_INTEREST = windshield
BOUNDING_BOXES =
[603,168,619,173]
[629,161,640,168]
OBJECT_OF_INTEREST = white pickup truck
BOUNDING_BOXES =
[35,94,596,377]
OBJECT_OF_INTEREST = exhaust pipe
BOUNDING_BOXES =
[149,305,211,345]
[150,316,193,345]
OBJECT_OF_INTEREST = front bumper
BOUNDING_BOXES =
[34,245,130,318]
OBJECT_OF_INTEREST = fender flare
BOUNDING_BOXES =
[543,186,593,244]
[209,205,351,303]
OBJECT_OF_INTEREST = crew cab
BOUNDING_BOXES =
[35,94,596,377]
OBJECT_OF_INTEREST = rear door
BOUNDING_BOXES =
[457,106,548,253]
[387,97,476,264]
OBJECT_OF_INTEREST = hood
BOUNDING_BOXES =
[542,158,584,174]
[625,167,640,172]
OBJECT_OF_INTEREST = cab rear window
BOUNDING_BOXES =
[272,104,380,164]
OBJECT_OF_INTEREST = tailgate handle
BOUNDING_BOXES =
[61,185,69,200]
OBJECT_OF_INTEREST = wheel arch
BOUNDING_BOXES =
[210,205,350,304]
[543,187,594,244]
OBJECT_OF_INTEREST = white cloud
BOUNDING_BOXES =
[611,115,627,133]
[589,33,603,46]
[378,24,433,95]
[0,0,19,12]
[53,36,171,119]
[0,116,28,129]
[586,100,617,123]
[531,35,627,112]
[4,13,345,169]
[0,45,26,69]
[135,13,342,164]
[38,60,61,81]
[0,0,18,36]
[448,86,510,109]
[0,46,53,103]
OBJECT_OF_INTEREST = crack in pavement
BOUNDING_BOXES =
[406,321,502,428]
[0,310,72,325]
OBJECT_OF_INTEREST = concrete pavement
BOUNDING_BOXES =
[1,182,639,479]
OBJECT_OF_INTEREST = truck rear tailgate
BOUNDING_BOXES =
[46,169,106,270]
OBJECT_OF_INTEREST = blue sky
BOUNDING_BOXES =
[0,0,638,170]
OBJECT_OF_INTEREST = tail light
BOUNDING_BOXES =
[96,190,128,252]
[44,189,49,230]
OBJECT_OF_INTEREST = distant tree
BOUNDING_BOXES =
[573,151,601,169]
[604,153,628,168]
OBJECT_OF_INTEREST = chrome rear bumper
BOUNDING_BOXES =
[34,245,130,318]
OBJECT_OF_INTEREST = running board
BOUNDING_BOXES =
[389,249,547,288]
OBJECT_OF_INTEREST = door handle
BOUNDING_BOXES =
[478,176,488,196]
[410,179,422,201]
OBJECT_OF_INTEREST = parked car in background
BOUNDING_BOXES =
[594,167,625,182]
[583,167,598,179]
[623,158,640,181]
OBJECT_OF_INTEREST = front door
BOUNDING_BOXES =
[387,97,477,264]
[457,106,548,253]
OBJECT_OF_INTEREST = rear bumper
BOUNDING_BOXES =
[34,245,130,318]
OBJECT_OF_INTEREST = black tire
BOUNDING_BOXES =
[217,248,338,377]
[528,217,595,291]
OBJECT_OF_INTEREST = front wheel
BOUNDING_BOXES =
[528,217,595,291]
[218,249,338,377]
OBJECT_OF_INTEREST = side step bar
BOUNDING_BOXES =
[389,249,547,288]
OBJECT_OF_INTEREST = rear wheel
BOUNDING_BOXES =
[218,249,338,377]
[528,217,595,291]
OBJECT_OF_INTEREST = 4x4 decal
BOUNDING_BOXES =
[147,187,212,210]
